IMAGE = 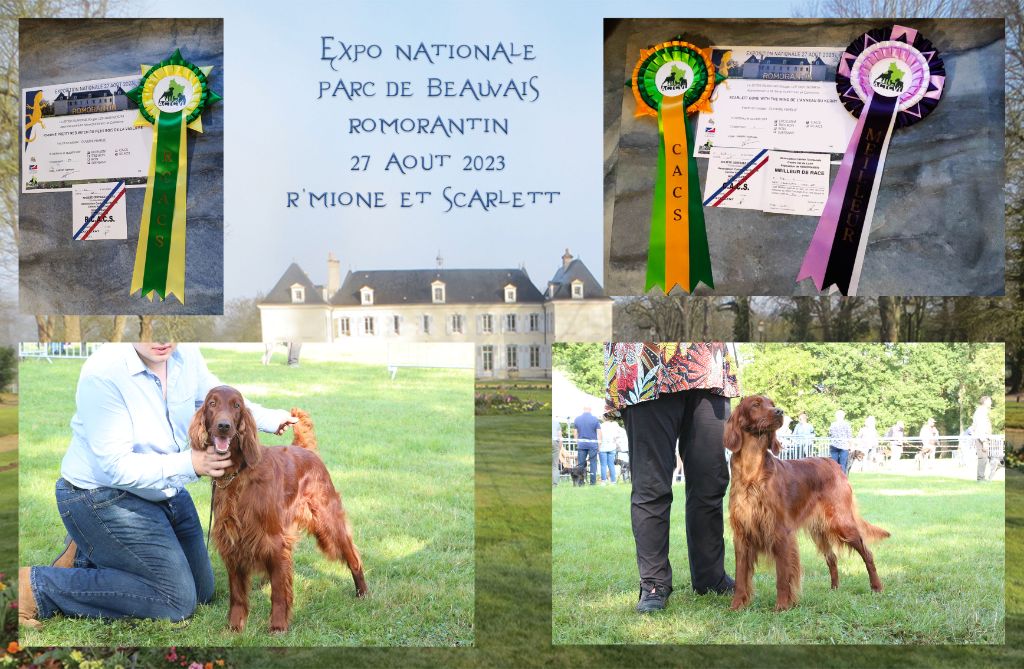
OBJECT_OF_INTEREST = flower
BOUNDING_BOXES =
[6,642,19,654]
[188,663,203,669]
[165,648,178,662]
[9,600,17,609]
[0,583,6,591]
[70,650,85,663]
[215,662,224,667]
[205,663,213,669]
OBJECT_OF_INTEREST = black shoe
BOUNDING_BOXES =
[695,574,735,595]
[636,582,672,613]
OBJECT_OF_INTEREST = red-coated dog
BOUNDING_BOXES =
[724,396,889,611]
[189,386,368,632]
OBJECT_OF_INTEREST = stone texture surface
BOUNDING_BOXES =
[19,18,224,315]
[605,19,1005,297]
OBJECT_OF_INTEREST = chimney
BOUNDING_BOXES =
[327,252,340,297]
[562,248,573,270]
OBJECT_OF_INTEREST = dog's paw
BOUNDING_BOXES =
[871,582,884,593]
[269,624,289,634]
[774,601,795,612]
[729,596,749,611]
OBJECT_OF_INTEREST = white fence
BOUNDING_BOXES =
[19,342,103,360]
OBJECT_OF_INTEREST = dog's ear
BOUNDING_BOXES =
[237,405,263,467]
[723,410,743,453]
[188,404,208,452]
[770,436,782,456]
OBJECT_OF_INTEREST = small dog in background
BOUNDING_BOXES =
[615,456,631,482]
[725,395,889,611]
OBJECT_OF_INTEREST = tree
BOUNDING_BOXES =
[0,345,15,392]
[552,343,604,398]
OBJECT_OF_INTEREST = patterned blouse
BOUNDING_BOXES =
[604,342,741,416]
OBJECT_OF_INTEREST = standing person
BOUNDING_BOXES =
[606,342,740,613]
[776,414,793,457]
[599,420,626,485]
[19,344,296,629]
[857,416,880,467]
[792,412,815,458]
[884,421,906,462]
[919,417,940,467]
[552,415,564,487]
[572,406,602,486]
[828,409,853,475]
[971,396,998,481]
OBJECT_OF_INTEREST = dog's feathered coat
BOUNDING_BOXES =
[725,395,889,611]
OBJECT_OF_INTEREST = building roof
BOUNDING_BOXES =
[761,57,810,66]
[546,258,607,301]
[261,262,327,305]
[331,268,544,305]
[811,57,828,66]
[69,89,115,100]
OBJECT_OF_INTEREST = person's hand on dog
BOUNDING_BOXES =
[192,446,234,478]
[274,416,299,436]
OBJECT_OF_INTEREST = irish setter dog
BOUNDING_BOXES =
[724,395,889,611]
[189,386,368,632]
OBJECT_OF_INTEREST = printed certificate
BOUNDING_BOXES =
[22,75,152,193]
[702,147,830,217]
[694,46,857,157]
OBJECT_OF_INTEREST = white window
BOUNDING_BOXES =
[364,316,375,335]
[360,286,374,305]
[505,314,517,332]
[451,314,464,334]
[337,317,350,337]
[529,345,541,368]
[529,313,541,332]
[290,284,305,303]
[422,314,431,334]
[506,344,518,369]
[504,284,517,303]
[393,315,401,335]
[571,280,584,299]
[481,314,493,334]
[482,345,494,372]
[548,283,556,298]
[432,280,446,304]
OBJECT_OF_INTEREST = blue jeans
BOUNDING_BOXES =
[31,479,214,621]
[830,447,850,475]
[599,451,617,482]
[578,446,598,485]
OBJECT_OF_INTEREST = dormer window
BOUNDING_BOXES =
[290,283,305,304]
[432,280,446,304]
[360,286,374,305]
[504,284,517,303]
[571,280,584,299]
[548,283,556,299]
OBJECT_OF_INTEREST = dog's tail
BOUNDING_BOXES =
[857,516,890,544]
[290,408,317,451]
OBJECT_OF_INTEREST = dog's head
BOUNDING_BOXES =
[188,385,262,467]
[724,395,785,456]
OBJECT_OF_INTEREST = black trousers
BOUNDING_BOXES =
[622,390,731,592]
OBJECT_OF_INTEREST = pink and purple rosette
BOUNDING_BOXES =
[797,25,945,295]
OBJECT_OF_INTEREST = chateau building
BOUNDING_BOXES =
[258,249,612,378]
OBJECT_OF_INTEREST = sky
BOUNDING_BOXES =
[120,0,805,299]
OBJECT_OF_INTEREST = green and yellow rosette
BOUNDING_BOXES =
[125,49,221,303]
[632,40,725,294]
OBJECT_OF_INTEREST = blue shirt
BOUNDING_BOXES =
[792,422,815,446]
[573,412,601,448]
[60,344,291,501]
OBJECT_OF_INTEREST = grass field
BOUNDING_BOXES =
[553,473,1004,645]
[18,348,474,648]
[0,397,18,575]
[1006,399,1024,430]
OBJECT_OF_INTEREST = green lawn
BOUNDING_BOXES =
[18,348,474,647]
[0,403,16,437]
[1006,398,1024,430]
[553,473,1004,645]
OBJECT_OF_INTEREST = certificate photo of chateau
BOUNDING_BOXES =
[18,18,225,316]
[605,18,1005,297]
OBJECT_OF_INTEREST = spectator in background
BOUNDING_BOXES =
[573,405,602,486]
[828,409,853,475]
[857,416,880,467]
[599,420,625,485]
[775,414,793,457]
[972,396,998,481]
[792,412,815,458]
[919,417,939,467]
[552,416,564,487]
[884,421,906,461]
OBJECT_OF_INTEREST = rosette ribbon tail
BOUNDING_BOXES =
[645,97,713,294]
[797,93,898,296]
[130,108,188,302]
